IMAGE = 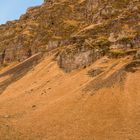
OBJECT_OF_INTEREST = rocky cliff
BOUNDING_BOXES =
[0,1,140,139]
[0,0,140,71]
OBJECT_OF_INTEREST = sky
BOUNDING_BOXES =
[0,0,43,24]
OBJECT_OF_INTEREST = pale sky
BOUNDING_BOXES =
[0,0,43,24]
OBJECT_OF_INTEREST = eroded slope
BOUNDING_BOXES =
[0,55,140,140]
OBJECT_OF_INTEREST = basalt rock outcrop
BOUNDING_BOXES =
[0,0,140,71]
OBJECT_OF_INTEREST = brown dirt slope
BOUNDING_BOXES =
[0,55,140,140]
[0,0,140,139]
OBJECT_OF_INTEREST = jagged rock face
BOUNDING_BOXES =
[57,44,107,72]
[0,0,140,71]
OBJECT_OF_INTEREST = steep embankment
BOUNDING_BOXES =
[0,0,140,139]
[0,54,140,140]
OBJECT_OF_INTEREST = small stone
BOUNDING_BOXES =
[5,124,9,127]
[32,105,36,108]
[30,89,34,92]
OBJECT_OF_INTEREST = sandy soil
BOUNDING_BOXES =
[0,56,140,140]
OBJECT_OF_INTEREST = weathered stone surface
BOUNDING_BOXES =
[57,45,106,72]
[0,0,140,71]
